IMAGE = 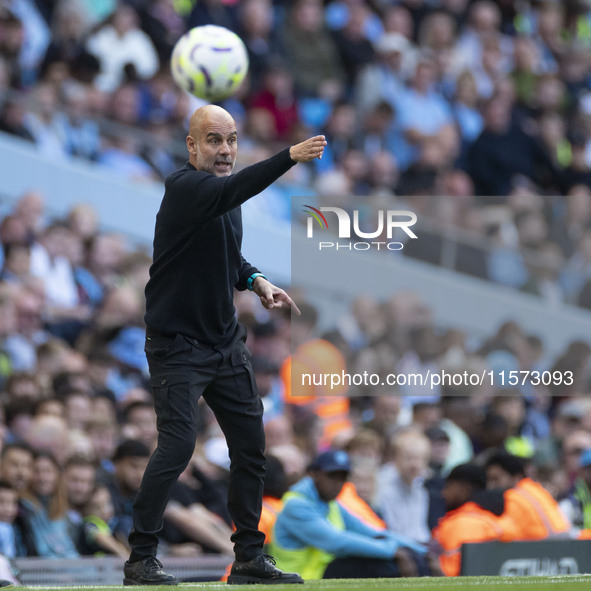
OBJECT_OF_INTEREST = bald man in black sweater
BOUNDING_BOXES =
[123,105,325,586]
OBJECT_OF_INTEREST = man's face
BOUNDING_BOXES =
[126,407,157,448]
[0,488,17,523]
[1,448,33,492]
[395,443,430,485]
[187,110,237,177]
[115,456,149,494]
[442,479,470,511]
[486,465,519,491]
[313,470,348,502]
[32,456,58,497]
[64,465,96,508]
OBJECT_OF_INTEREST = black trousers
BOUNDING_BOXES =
[128,324,266,563]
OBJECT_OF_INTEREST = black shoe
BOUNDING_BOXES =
[123,557,178,586]
[228,555,303,585]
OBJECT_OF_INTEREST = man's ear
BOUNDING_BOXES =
[186,135,197,155]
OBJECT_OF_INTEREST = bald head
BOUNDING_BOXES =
[189,105,234,137]
[186,105,238,176]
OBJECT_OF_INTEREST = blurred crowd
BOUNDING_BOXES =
[0,189,586,566]
[2,0,591,306]
[0,0,591,573]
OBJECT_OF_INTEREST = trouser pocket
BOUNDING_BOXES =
[150,372,191,424]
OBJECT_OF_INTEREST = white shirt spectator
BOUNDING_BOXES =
[375,463,430,543]
[30,242,79,309]
[86,5,159,92]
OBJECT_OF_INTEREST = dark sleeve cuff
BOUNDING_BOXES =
[236,262,261,292]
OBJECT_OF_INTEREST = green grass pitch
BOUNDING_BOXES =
[20,576,591,591]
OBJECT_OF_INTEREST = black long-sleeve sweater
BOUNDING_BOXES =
[144,148,296,345]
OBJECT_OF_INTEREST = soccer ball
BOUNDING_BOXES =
[170,25,249,102]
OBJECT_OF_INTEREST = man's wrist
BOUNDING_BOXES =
[247,272,267,291]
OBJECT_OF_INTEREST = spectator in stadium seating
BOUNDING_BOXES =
[485,451,572,540]
[105,440,150,544]
[5,286,48,373]
[431,463,517,576]
[552,191,591,260]
[81,484,128,558]
[63,455,97,552]
[85,4,159,93]
[467,95,553,196]
[331,2,376,90]
[316,100,357,172]
[30,222,93,343]
[452,70,484,165]
[375,429,431,543]
[85,418,118,480]
[0,95,34,142]
[411,403,443,433]
[424,426,450,529]
[40,1,92,74]
[520,242,564,305]
[22,84,71,159]
[121,401,158,452]
[85,233,127,292]
[4,398,35,444]
[25,451,79,557]
[337,429,386,530]
[98,133,159,182]
[249,62,299,142]
[0,443,37,555]
[396,55,458,170]
[282,0,346,98]
[135,0,185,64]
[363,396,402,441]
[355,32,408,118]
[249,356,284,423]
[103,326,150,401]
[452,0,511,83]
[0,241,32,285]
[236,0,285,90]
[34,397,65,422]
[13,191,45,244]
[560,134,591,195]
[559,449,591,532]
[438,396,475,474]
[0,480,18,558]
[60,391,92,432]
[548,341,591,399]
[271,450,430,580]
[25,414,71,465]
[534,400,586,469]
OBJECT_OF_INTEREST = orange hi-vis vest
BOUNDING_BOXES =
[280,339,352,445]
[337,482,386,531]
[432,501,518,576]
[259,496,283,545]
[504,478,571,540]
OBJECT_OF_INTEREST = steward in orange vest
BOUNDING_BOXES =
[280,302,352,446]
[337,481,387,531]
[431,463,518,576]
[485,451,572,540]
